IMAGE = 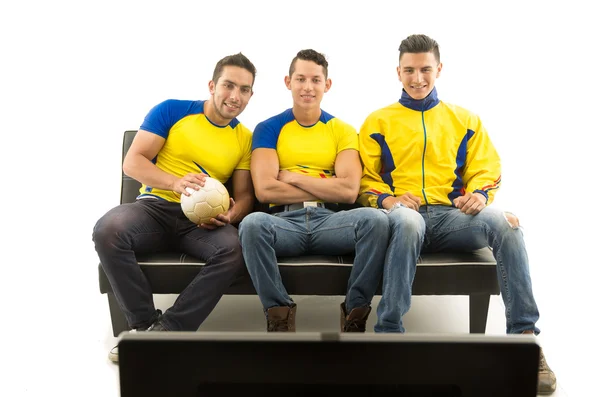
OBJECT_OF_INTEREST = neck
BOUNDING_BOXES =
[203,99,230,127]
[292,106,321,126]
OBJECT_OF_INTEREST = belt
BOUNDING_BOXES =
[269,201,339,214]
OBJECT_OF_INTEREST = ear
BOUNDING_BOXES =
[396,66,402,80]
[284,75,292,90]
[436,62,443,78]
[324,78,332,93]
[208,80,216,95]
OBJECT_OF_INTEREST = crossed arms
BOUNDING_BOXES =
[250,148,362,205]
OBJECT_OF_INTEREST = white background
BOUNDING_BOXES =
[1,0,597,395]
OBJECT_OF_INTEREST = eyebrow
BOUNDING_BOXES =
[222,79,252,90]
[295,74,323,78]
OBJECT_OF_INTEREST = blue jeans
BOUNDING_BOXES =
[376,205,540,335]
[238,207,389,312]
[93,199,246,331]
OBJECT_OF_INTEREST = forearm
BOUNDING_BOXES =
[123,154,178,191]
[255,178,318,204]
[465,172,501,205]
[287,173,358,204]
[229,194,254,224]
[464,128,501,204]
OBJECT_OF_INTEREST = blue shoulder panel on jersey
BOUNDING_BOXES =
[139,100,205,138]
[252,108,295,150]
[319,109,335,124]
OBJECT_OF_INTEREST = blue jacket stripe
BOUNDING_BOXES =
[370,133,396,193]
[448,129,475,203]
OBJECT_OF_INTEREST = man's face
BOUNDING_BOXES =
[208,66,254,124]
[285,59,331,111]
[397,52,442,100]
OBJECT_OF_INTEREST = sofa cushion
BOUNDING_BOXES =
[99,248,497,296]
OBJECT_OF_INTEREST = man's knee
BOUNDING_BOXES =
[210,229,244,261]
[239,212,271,235]
[92,212,126,246]
[478,207,521,230]
[356,208,389,231]
[93,204,143,244]
[388,207,425,233]
[503,212,520,228]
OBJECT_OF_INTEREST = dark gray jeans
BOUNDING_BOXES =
[93,198,245,331]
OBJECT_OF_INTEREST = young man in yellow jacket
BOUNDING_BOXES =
[358,34,556,395]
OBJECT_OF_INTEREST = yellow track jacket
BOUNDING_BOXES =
[358,88,501,208]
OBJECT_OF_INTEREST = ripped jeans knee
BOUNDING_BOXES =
[503,212,520,228]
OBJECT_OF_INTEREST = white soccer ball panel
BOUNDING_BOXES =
[180,187,198,212]
[204,190,225,207]
[193,202,227,224]
[180,177,230,225]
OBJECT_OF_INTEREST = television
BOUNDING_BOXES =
[118,332,540,397]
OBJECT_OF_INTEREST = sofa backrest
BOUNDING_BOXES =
[121,130,141,204]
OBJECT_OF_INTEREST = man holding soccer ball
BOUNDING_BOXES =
[93,53,257,363]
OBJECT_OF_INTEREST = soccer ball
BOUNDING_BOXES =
[180,177,230,225]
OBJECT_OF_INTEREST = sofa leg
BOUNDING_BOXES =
[469,294,490,334]
[107,292,130,337]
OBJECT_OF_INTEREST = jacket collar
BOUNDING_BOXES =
[399,87,440,111]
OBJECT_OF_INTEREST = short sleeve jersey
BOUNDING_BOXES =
[137,99,252,202]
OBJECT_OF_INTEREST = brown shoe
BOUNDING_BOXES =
[266,304,297,332]
[340,302,371,332]
[537,348,557,395]
[522,331,557,395]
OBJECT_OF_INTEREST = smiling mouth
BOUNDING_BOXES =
[224,103,239,109]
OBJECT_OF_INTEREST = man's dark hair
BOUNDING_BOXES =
[398,34,440,64]
[212,53,257,86]
[289,49,329,78]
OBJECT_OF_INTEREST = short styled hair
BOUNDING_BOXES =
[289,49,329,78]
[212,53,257,86]
[398,34,440,64]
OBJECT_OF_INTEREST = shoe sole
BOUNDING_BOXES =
[108,348,119,364]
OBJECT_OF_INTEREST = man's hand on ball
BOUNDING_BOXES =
[199,198,235,230]
[199,213,230,230]
[177,173,207,196]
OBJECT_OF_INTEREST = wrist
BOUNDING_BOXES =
[287,174,298,186]
[378,193,393,209]
[381,195,396,210]
[167,175,178,192]
[473,190,488,204]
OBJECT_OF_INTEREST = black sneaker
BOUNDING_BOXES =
[108,310,163,364]
[147,320,167,332]
[108,329,139,364]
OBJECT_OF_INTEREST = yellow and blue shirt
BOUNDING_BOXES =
[137,99,252,202]
[252,108,358,181]
[358,88,501,208]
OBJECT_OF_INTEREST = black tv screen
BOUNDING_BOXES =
[118,332,540,397]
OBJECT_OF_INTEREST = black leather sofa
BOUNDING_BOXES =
[98,130,500,336]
